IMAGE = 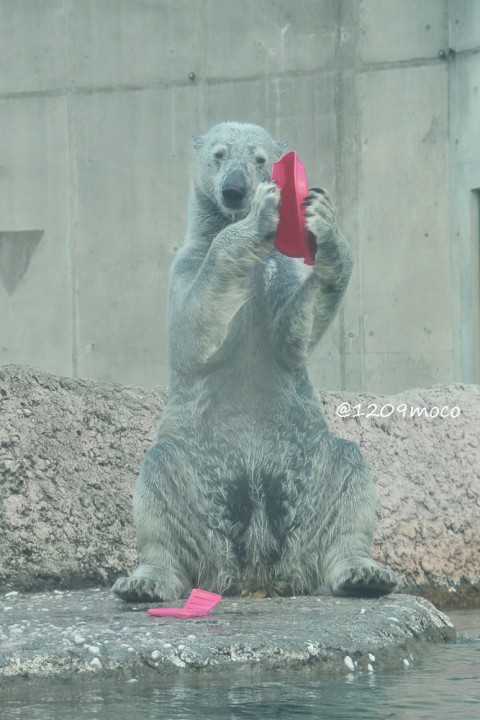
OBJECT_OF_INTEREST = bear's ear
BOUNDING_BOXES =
[273,140,288,158]
[191,134,205,152]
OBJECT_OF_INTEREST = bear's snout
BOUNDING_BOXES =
[221,169,248,209]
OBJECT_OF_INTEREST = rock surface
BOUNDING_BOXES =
[320,384,480,607]
[0,364,479,606]
[0,589,455,686]
[0,365,163,592]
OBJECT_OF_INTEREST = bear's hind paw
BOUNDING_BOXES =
[112,575,186,603]
[331,562,398,598]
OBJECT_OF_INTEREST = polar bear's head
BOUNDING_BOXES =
[191,122,287,220]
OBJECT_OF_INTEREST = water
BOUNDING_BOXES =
[1,611,479,720]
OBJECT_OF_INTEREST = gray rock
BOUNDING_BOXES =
[0,364,165,592]
[0,588,455,686]
[321,383,480,607]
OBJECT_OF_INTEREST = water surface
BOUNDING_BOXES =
[2,610,479,720]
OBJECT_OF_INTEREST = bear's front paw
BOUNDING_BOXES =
[249,180,280,242]
[303,188,352,283]
[304,187,337,242]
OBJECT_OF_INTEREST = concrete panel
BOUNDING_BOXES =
[72,85,200,387]
[198,79,271,134]
[327,5,365,391]
[0,96,72,374]
[0,0,68,94]
[333,80,365,390]
[359,65,453,384]
[359,0,448,64]
[448,7,480,384]
[449,162,480,385]
[449,0,480,51]
[450,53,480,164]
[364,350,455,394]
[202,0,337,78]
[69,0,201,88]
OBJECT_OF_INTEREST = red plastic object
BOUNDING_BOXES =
[146,589,222,619]
[271,151,316,266]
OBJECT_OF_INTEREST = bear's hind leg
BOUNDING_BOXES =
[112,441,239,602]
[275,435,398,598]
[319,438,398,597]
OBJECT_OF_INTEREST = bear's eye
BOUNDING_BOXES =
[214,149,225,161]
[255,155,266,166]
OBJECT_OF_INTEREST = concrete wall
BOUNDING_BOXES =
[449,0,480,385]
[0,0,478,393]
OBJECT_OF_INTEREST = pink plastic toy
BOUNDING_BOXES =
[271,150,317,266]
[146,589,222,619]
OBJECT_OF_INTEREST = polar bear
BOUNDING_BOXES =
[112,121,398,602]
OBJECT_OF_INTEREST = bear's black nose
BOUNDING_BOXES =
[221,170,247,208]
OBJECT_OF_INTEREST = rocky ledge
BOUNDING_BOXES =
[0,589,455,687]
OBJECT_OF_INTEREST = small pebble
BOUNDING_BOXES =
[151,650,162,660]
[5,591,19,598]
[89,657,102,670]
[186,634,196,641]
[360,608,366,614]
[403,658,410,667]
[88,645,101,655]
[74,635,85,645]
[368,653,376,662]
[344,655,355,672]
[367,663,374,672]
